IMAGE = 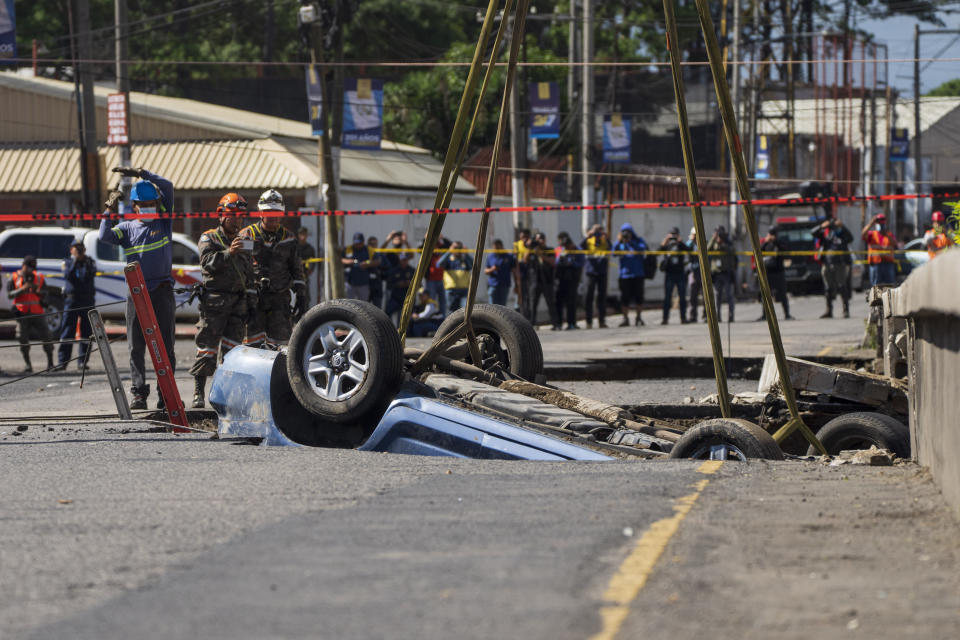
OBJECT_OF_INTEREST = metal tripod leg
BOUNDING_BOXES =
[88,308,131,420]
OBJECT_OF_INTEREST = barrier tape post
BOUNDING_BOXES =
[88,308,131,420]
[123,262,189,431]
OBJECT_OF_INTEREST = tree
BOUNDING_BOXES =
[927,78,960,97]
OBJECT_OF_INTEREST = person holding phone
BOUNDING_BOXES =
[188,192,256,408]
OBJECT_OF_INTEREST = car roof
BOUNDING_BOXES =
[0,225,196,246]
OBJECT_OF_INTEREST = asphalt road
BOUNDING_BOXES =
[2,422,958,640]
[2,294,958,638]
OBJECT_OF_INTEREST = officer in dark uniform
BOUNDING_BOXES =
[56,242,96,370]
[239,189,306,349]
[189,193,257,408]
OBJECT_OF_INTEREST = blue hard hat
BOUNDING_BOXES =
[130,180,159,202]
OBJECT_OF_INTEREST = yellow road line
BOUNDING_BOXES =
[590,462,722,640]
[817,346,832,357]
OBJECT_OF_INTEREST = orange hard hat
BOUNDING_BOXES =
[217,192,248,213]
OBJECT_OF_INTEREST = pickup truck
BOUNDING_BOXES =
[0,226,202,332]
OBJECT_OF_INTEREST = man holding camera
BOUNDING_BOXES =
[240,189,306,350]
[99,166,176,410]
[189,193,257,408]
[658,227,688,325]
[7,256,54,373]
[812,216,853,318]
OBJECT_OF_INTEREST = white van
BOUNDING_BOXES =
[0,226,202,332]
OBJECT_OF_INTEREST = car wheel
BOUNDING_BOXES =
[286,299,403,424]
[433,303,543,380]
[669,418,784,461]
[806,412,910,458]
[44,297,65,335]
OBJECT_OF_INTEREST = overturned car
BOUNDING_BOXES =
[209,300,908,463]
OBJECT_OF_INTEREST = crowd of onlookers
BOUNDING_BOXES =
[332,223,746,335]
[312,210,956,337]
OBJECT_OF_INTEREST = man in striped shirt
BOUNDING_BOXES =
[99,167,176,410]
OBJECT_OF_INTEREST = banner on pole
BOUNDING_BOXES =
[342,78,383,150]
[602,113,631,163]
[305,64,324,136]
[529,82,559,139]
[106,93,129,145]
[890,127,909,162]
[754,135,770,179]
[0,0,16,64]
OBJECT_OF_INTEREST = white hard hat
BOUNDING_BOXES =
[257,188,284,212]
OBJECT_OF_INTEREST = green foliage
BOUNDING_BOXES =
[927,78,960,97]
[941,201,960,245]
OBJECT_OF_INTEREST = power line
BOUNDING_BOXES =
[12,55,960,69]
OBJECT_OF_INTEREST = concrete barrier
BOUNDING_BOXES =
[882,250,960,517]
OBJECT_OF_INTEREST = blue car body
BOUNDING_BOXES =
[209,347,612,461]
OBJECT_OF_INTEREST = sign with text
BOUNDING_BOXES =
[342,78,383,150]
[890,127,909,162]
[305,64,324,136]
[529,82,559,139]
[754,134,770,179]
[602,113,631,163]
[0,0,16,64]
[106,93,129,145]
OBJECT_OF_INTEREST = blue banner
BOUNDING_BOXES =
[305,64,324,136]
[342,78,383,150]
[0,0,16,65]
[890,127,909,162]
[602,114,631,163]
[754,135,770,179]
[529,82,559,139]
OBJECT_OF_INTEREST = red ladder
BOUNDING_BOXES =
[124,262,189,431]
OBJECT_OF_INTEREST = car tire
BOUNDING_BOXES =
[44,296,65,335]
[286,299,403,424]
[669,418,784,461]
[806,412,910,458]
[434,303,543,380]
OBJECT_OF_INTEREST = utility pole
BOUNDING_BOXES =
[729,0,741,235]
[580,0,594,235]
[913,23,922,237]
[302,1,344,299]
[115,0,131,211]
[568,0,577,206]
[508,18,526,231]
[76,0,100,212]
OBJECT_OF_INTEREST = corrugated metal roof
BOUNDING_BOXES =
[0,138,475,194]
[0,73,438,153]
[0,145,84,193]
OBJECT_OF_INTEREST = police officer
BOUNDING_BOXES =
[812,216,854,318]
[99,167,176,410]
[56,242,96,370]
[240,189,306,349]
[189,193,257,408]
[756,227,793,321]
[7,256,54,373]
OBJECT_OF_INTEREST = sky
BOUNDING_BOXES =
[860,13,960,96]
